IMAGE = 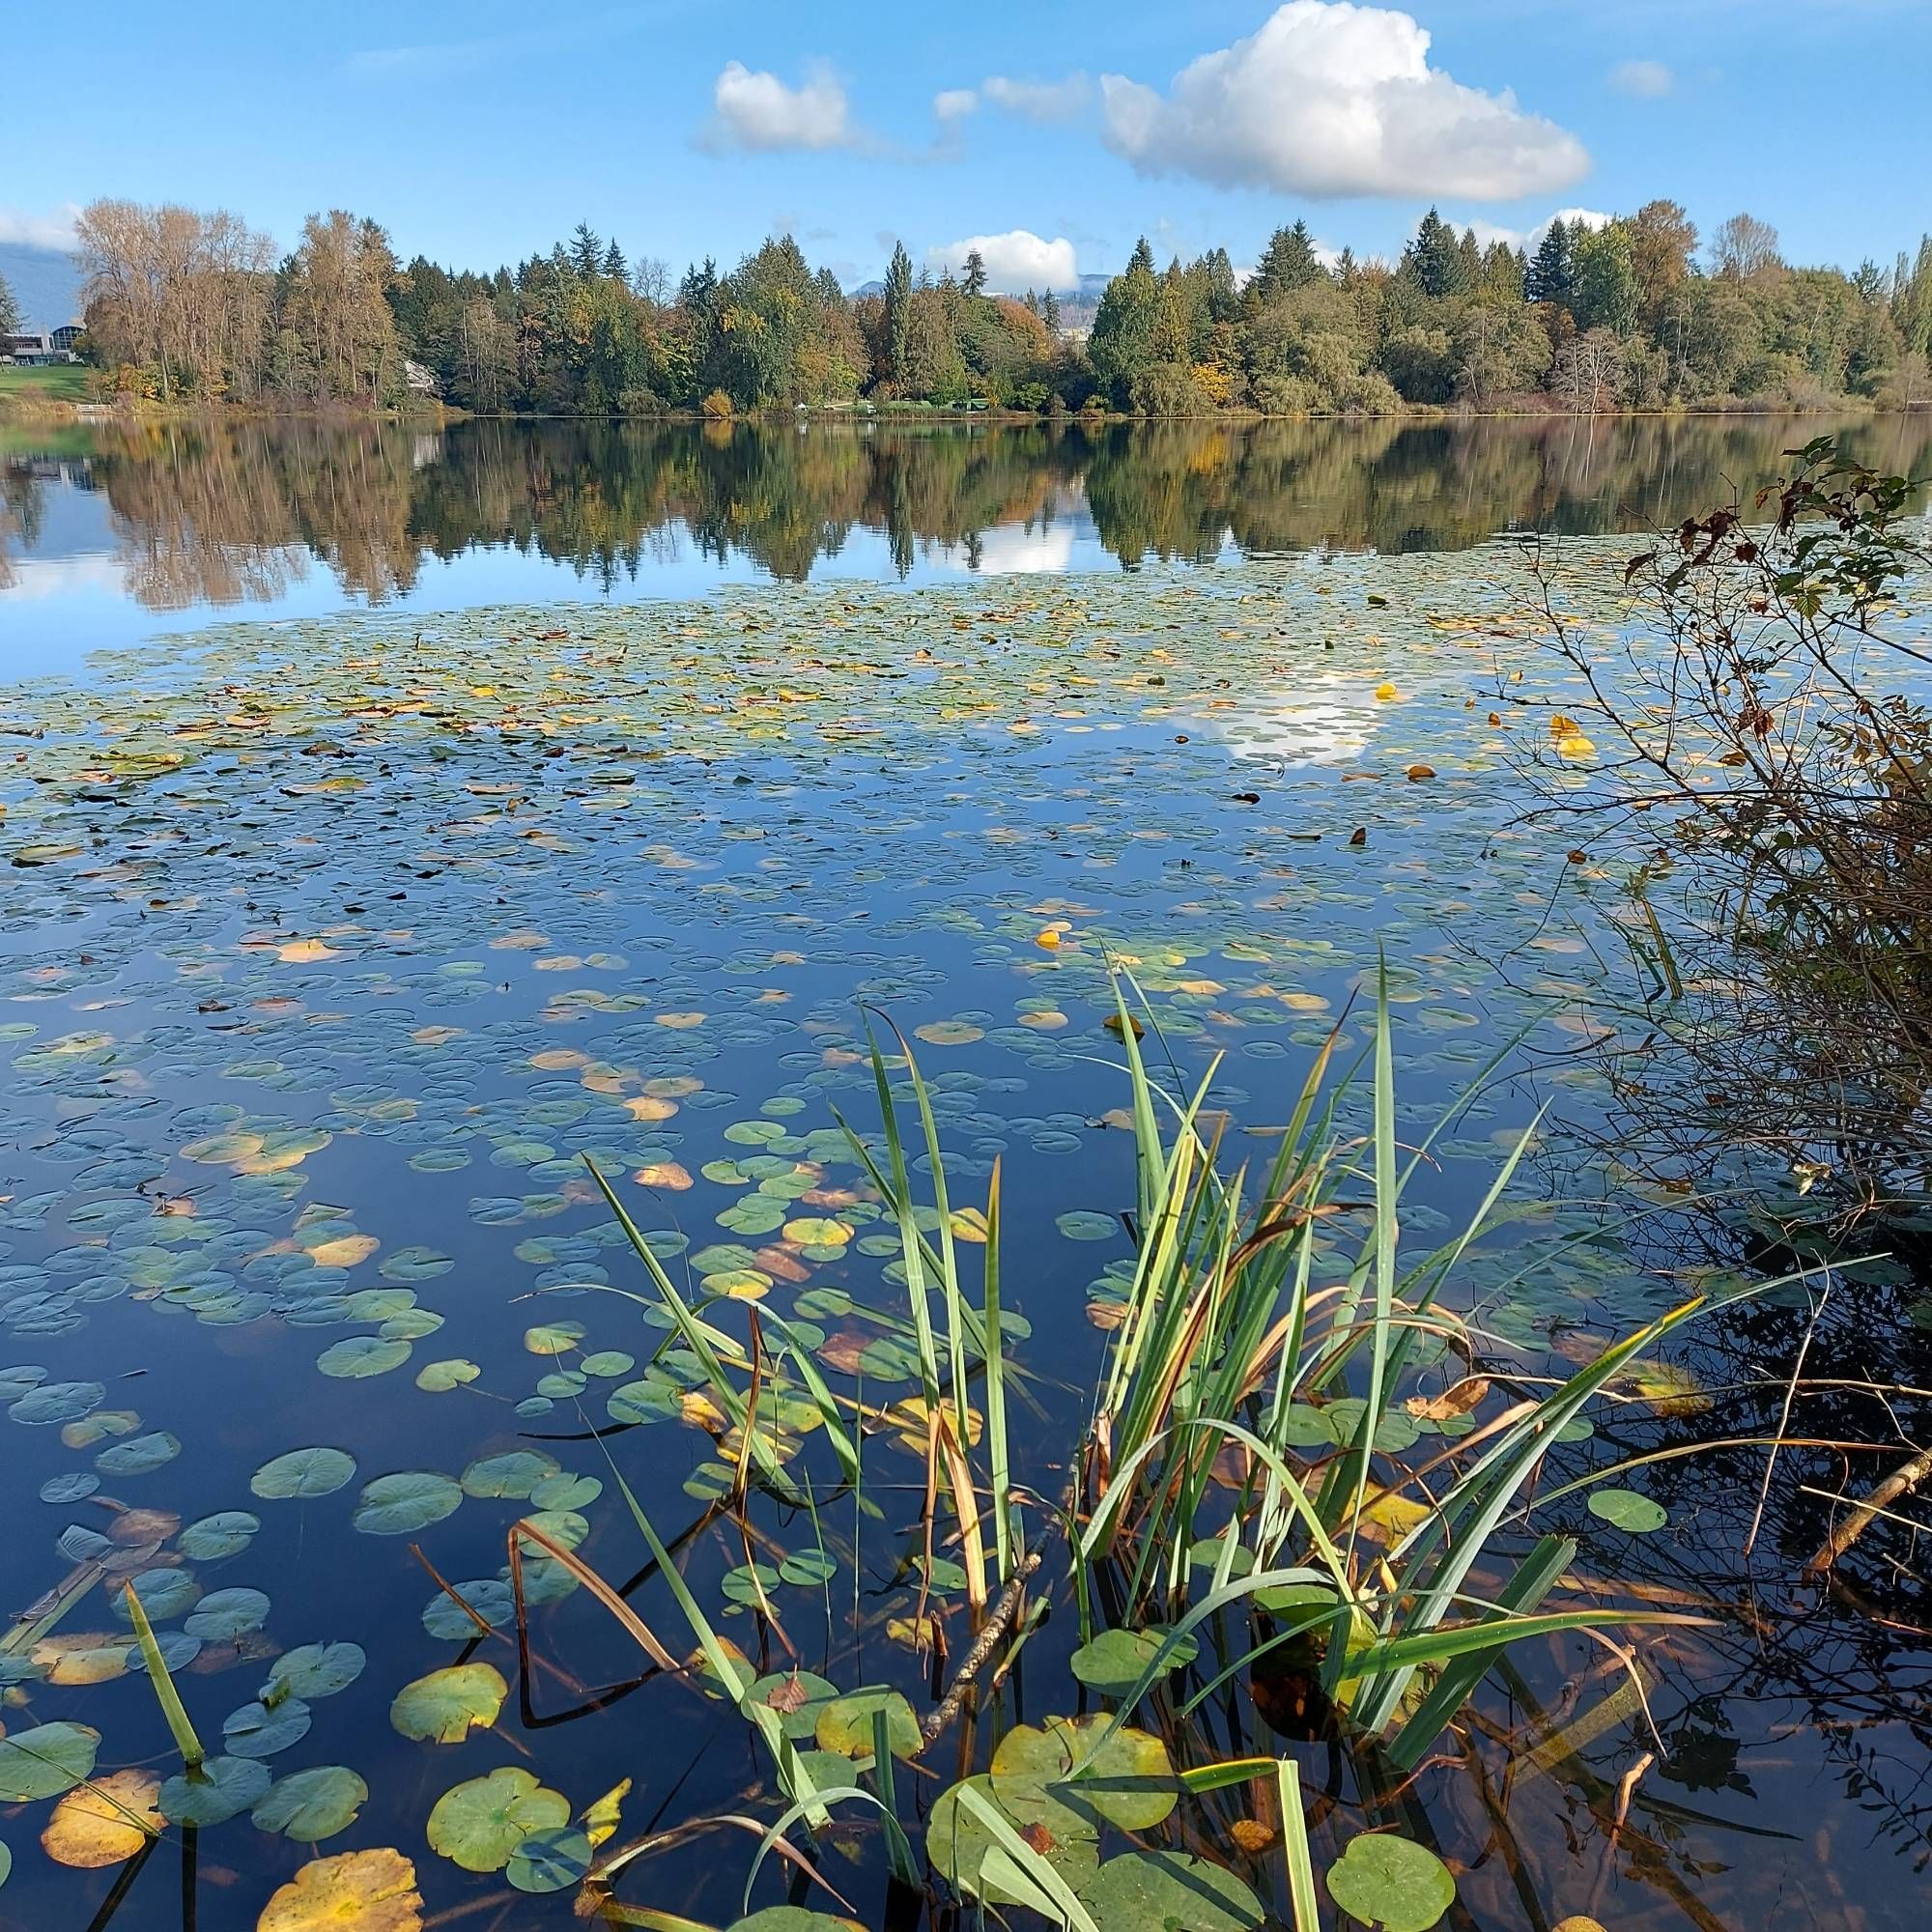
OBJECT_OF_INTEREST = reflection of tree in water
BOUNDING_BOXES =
[41,412,1932,611]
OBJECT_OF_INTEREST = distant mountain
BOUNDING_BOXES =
[0,243,83,330]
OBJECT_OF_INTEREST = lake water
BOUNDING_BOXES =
[8,412,1932,674]
[1,416,1929,1932]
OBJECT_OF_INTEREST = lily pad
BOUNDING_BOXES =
[461,1449,560,1498]
[185,1587,271,1641]
[990,1714,1178,1832]
[257,1847,424,1932]
[222,1696,313,1758]
[1325,1832,1458,1932]
[178,1511,261,1560]
[353,1470,463,1535]
[927,1774,1098,1904]
[264,1641,367,1702]
[10,1380,104,1426]
[813,1688,922,1762]
[252,1446,356,1499]
[426,1766,569,1872]
[505,1826,594,1893]
[1587,1488,1668,1534]
[391,1662,508,1744]
[159,1754,273,1827]
[253,1766,369,1841]
[1082,1852,1264,1931]
[317,1335,412,1379]
[1067,1626,1198,1699]
[0,1721,99,1801]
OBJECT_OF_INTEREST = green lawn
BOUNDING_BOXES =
[0,363,91,404]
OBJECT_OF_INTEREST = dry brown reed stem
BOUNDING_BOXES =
[1806,1441,1932,1572]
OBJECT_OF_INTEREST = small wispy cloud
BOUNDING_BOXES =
[1608,59,1674,99]
[0,203,81,251]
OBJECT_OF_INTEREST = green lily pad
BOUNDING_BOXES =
[1054,1210,1117,1240]
[352,1470,463,1535]
[10,1380,105,1426]
[251,1446,355,1499]
[114,1568,201,1624]
[185,1588,272,1640]
[812,1688,921,1762]
[529,1472,602,1511]
[222,1696,312,1758]
[159,1754,272,1827]
[743,1670,839,1741]
[505,1826,594,1893]
[927,1774,1098,1904]
[1325,1832,1458,1932]
[317,1335,412,1379]
[1082,1852,1265,1932]
[416,1358,482,1392]
[263,1642,366,1702]
[778,1548,838,1587]
[95,1430,182,1475]
[1587,1488,1668,1533]
[391,1662,509,1744]
[252,1765,368,1841]
[1067,1627,1199,1699]
[461,1449,560,1499]
[990,1715,1178,1832]
[178,1511,262,1560]
[0,1721,99,1801]
[427,1765,569,1872]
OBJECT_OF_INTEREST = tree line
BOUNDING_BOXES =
[43,196,1932,416]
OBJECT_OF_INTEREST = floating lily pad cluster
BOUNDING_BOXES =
[0,545,1702,1921]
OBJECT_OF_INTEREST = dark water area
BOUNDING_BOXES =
[0,419,1928,1932]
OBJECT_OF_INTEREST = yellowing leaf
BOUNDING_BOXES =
[632,1161,694,1191]
[1359,1489,1432,1542]
[623,1095,679,1122]
[581,1777,631,1850]
[256,1847,424,1932]
[1035,928,1062,951]
[1374,682,1399,701]
[308,1236,378,1269]
[43,1770,161,1867]
[276,939,342,964]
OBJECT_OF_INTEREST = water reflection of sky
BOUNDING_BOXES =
[0,466,1156,677]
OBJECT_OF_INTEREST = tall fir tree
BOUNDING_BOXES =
[883,242,914,392]
[1527,219,1574,310]
[569,224,603,277]
[601,239,627,282]
[1404,209,1465,298]
[1253,219,1321,298]
[962,249,988,298]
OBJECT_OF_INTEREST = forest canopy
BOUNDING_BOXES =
[45,198,1932,417]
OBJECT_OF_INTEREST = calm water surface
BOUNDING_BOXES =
[7,412,1932,673]
[0,418,1928,1932]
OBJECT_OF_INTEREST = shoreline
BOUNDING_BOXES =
[5,393,1930,432]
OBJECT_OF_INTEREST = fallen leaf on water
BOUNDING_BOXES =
[256,1847,423,1932]
[43,1770,162,1866]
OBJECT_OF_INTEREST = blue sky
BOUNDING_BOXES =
[4,0,1928,292]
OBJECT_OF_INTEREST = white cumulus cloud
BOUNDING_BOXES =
[981,73,1092,123]
[1608,59,1673,99]
[1098,1,1588,201]
[0,203,81,251]
[933,87,980,123]
[704,60,857,153]
[926,230,1079,294]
